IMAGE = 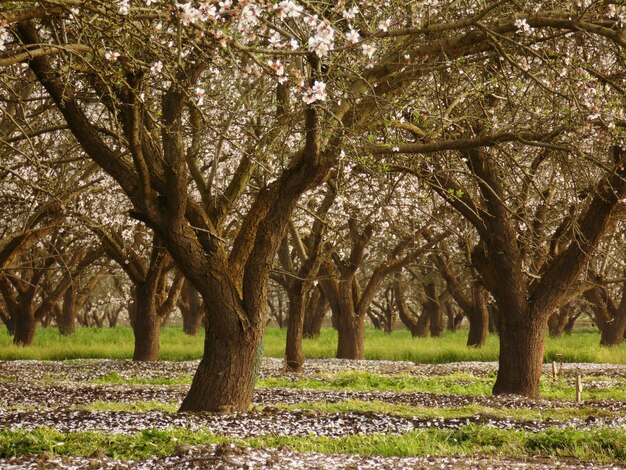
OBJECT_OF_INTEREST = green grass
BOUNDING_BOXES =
[2,426,626,463]
[258,371,626,401]
[272,400,621,422]
[89,372,192,386]
[1,326,626,364]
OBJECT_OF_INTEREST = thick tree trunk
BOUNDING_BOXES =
[285,289,306,372]
[336,312,365,359]
[179,325,263,412]
[492,315,547,397]
[13,304,37,346]
[132,283,161,361]
[303,288,326,338]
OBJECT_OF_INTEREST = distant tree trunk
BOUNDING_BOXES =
[564,313,578,335]
[324,280,366,359]
[488,303,500,334]
[285,287,307,372]
[394,280,429,337]
[303,287,326,338]
[180,281,204,336]
[466,282,489,347]
[548,304,572,337]
[585,283,626,347]
[424,282,444,337]
[58,287,77,335]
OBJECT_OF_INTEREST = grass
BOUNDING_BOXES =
[258,371,626,401]
[2,326,626,364]
[2,426,626,463]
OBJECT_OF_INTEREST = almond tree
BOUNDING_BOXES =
[5,1,626,406]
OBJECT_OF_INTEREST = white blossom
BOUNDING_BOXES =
[346,29,360,45]
[105,50,120,61]
[302,80,327,104]
[378,18,391,33]
[150,61,163,73]
[278,0,303,19]
[308,24,335,58]
[0,27,10,51]
[118,0,130,15]
[514,18,533,35]
[342,6,359,21]
[362,43,376,59]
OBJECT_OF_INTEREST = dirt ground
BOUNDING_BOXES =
[1,358,625,469]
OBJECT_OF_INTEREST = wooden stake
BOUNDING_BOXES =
[552,361,559,381]
[576,374,583,403]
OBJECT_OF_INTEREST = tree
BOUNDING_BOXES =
[5,1,626,406]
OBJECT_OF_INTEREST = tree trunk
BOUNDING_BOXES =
[424,282,444,337]
[548,306,570,337]
[488,303,500,334]
[492,315,547,397]
[336,312,365,359]
[179,324,263,412]
[132,283,161,361]
[13,303,37,346]
[58,287,77,335]
[600,311,626,346]
[285,288,306,372]
[303,287,326,338]
[394,280,429,337]
[466,306,489,347]
[466,282,489,347]
[180,283,204,336]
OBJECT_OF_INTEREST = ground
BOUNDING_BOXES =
[1,358,625,469]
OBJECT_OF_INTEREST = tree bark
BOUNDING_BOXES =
[394,280,429,337]
[180,281,204,336]
[492,315,547,397]
[466,282,489,347]
[424,281,444,337]
[179,325,262,412]
[58,287,77,335]
[336,312,365,359]
[13,301,36,346]
[303,287,326,338]
[132,281,161,361]
[285,287,307,372]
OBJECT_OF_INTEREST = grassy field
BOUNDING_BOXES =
[1,326,625,364]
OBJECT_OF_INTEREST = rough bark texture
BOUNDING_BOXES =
[179,325,262,412]
[492,316,547,397]
[132,282,161,361]
[336,311,366,359]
